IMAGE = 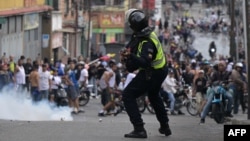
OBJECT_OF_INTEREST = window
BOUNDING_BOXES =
[100,33,106,43]
[113,0,124,5]
[53,0,59,11]
[63,33,68,55]
[71,0,75,16]
[115,33,122,43]
[64,0,69,15]
[92,0,105,6]
[45,0,53,6]
[83,0,90,11]
[106,0,112,5]
[24,29,38,42]
[0,24,2,30]
[79,0,83,10]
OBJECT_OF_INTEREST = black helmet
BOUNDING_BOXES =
[125,9,148,32]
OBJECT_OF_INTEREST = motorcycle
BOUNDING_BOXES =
[209,41,217,59]
[56,83,69,107]
[170,85,189,112]
[79,85,91,106]
[210,81,228,124]
[183,85,199,116]
[158,84,190,114]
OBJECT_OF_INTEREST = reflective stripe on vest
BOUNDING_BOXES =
[137,32,166,69]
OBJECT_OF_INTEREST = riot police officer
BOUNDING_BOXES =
[120,9,172,138]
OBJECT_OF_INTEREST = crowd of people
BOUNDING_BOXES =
[0,55,89,114]
[157,2,248,125]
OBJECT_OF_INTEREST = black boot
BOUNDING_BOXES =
[159,123,172,136]
[124,123,147,138]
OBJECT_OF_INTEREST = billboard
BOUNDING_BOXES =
[142,0,155,10]
[91,12,125,28]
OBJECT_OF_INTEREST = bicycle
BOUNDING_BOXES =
[79,85,91,106]
[184,95,199,116]
[137,94,155,114]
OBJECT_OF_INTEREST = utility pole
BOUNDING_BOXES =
[235,0,241,62]
[243,0,250,120]
[229,0,236,61]
[75,1,79,57]
[87,0,91,58]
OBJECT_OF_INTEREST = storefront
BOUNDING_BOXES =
[91,11,125,54]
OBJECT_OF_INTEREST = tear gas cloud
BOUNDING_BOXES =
[192,32,229,60]
[0,88,73,121]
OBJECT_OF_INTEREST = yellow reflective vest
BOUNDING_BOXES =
[137,32,166,69]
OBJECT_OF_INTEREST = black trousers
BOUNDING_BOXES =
[122,67,169,126]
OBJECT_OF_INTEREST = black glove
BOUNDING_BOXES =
[125,54,139,72]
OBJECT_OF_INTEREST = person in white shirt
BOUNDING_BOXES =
[14,59,26,92]
[78,61,89,88]
[173,34,180,45]
[161,69,177,115]
[39,64,52,101]
[118,70,136,91]
[49,69,61,103]
[98,60,118,116]
[36,59,43,73]
[209,11,218,32]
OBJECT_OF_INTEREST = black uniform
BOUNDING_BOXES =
[122,8,171,138]
[122,29,171,138]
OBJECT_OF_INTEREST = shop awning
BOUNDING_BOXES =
[0,5,53,17]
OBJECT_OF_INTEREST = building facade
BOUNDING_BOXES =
[42,0,91,63]
[90,0,126,58]
[0,0,52,61]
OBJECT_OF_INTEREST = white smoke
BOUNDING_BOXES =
[193,32,230,60]
[0,89,73,121]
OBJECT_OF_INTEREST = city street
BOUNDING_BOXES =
[0,97,247,141]
[190,4,230,60]
[0,2,249,141]
[167,3,230,60]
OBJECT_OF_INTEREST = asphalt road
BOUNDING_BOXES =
[167,3,230,60]
[0,97,247,141]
